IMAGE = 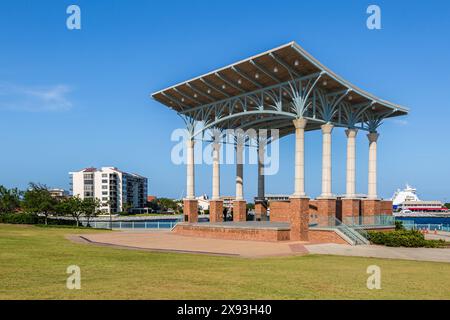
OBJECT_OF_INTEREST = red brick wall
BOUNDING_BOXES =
[269,201,290,223]
[209,200,223,223]
[316,199,337,218]
[289,198,309,241]
[308,229,349,245]
[362,200,381,216]
[341,199,361,220]
[380,200,393,215]
[233,200,247,222]
[173,224,290,242]
[183,200,198,223]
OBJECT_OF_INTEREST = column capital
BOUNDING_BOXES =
[321,123,334,134]
[345,128,358,138]
[212,142,221,151]
[234,131,246,146]
[367,132,379,143]
[293,118,308,129]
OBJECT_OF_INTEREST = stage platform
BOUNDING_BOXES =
[173,221,291,242]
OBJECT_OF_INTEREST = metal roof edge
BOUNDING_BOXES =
[290,42,409,113]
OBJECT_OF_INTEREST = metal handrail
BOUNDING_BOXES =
[87,220,180,230]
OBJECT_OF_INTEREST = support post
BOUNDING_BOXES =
[342,128,359,224]
[317,123,336,220]
[345,129,358,198]
[367,132,379,200]
[233,136,246,222]
[210,142,223,223]
[184,138,198,223]
[320,123,334,198]
[186,139,195,200]
[292,118,307,197]
[212,142,220,200]
[362,132,380,223]
[255,137,267,221]
[289,118,309,241]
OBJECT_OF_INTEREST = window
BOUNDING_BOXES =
[102,197,108,201]
[102,191,108,195]
[102,174,108,178]
[102,180,108,184]
[102,186,108,190]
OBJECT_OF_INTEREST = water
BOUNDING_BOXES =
[86,217,209,229]
[396,217,450,225]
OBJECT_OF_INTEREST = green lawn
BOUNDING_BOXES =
[0,224,449,300]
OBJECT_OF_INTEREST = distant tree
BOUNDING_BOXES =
[148,199,160,212]
[158,198,178,212]
[122,202,132,214]
[0,185,22,214]
[57,196,83,227]
[22,183,58,225]
[445,203,450,210]
[81,198,101,227]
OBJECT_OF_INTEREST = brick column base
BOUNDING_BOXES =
[183,199,198,223]
[209,200,223,223]
[341,198,361,224]
[361,199,381,216]
[254,202,267,221]
[289,197,310,241]
[316,198,337,219]
[380,200,393,215]
[233,200,247,222]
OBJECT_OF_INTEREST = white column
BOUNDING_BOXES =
[257,140,265,200]
[320,123,334,198]
[293,118,308,197]
[186,139,195,200]
[345,129,358,198]
[212,142,220,200]
[367,132,379,199]
[235,140,244,201]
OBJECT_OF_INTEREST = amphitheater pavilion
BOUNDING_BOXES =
[151,41,408,243]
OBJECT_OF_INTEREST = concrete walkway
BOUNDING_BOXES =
[305,243,450,263]
[75,231,309,258]
[426,231,450,242]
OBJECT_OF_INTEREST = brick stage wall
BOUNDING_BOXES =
[308,229,349,245]
[269,201,291,222]
[173,224,291,242]
[380,200,393,215]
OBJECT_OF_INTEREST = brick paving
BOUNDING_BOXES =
[73,230,450,262]
[76,231,310,258]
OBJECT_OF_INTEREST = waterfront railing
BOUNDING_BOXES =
[82,220,180,230]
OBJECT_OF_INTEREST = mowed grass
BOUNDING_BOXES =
[0,224,449,300]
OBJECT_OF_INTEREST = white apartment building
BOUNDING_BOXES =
[70,167,148,213]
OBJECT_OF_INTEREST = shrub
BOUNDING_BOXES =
[368,230,447,248]
[0,213,40,224]
[0,213,77,226]
[395,220,405,231]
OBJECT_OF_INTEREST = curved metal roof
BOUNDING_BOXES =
[151,41,408,136]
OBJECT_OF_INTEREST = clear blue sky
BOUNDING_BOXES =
[1,0,449,202]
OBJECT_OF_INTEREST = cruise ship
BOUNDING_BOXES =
[392,185,448,217]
